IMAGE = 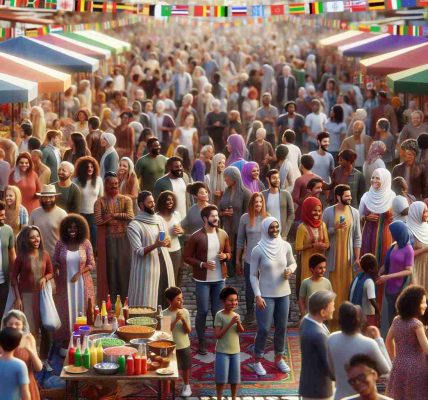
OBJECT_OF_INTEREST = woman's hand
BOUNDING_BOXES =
[218,252,227,261]
[284,268,292,280]
[13,298,23,310]
[256,296,266,311]
[314,242,328,251]
[71,272,81,283]
[39,277,47,289]
[376,275,388,285]
[172,225,183,235]
[20,333,36,351]
[366,213,379,222]
[236,262,244,277]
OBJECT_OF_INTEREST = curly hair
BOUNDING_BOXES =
[396,285,426,320]
[155,190,176,215]
[16,152,33,174]
[74,156,99,188]
[59,214,89,244]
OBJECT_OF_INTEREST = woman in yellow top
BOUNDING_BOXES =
[295,196,329,293]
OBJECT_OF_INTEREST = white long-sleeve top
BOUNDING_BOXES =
[250,240,296,298]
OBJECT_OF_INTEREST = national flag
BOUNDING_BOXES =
[116,3,138,13]
[251,5,265,17]
[92,1,108,12]
[399,25,408,35]
[401,0,417,6]
[25,28,39,37]
[75,0,86,12]
[370,25,382,32]
[309,2,324,14]
[368,0,385,10]
[44,0,57,9]
[270,4,284,15]
[418,0,428,5]
[387,24,399,34]
[25,0,40,8]
[140,4,155,16]
[161,5,171,17]
[344,0,368,11]
[325,1,345,12]
[194,5,211,17]
[213,5,227,17]
[50,25,63,32]
[171,5,189,16]
[231,6,247,16]
[288,3,308,14]
[408,25,421,35]
[387,0,402,9]
[9,0,27,7]
[0,27,11,38]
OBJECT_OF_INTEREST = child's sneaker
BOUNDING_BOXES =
[180,384,192,397]
[276,359,291,373]
[253,361,266,376]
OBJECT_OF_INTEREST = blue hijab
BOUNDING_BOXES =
[389,220,410,249]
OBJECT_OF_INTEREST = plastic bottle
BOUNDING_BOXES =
[134,355,142,375]
[101,300,107,318]
[118,308,125,327]
[74,338,82,367]
[83,347,90,369]
[90,341,97,367]
[67,335,75,365]
[94,314,102,328]
[94,305,100,320]
[124,296,129,307]
[118,355,126,373]
[106,294,112,313]
[115,295,122,318]
[111,317,118,332]
[86,297,94,326]
[96,340,104,363]
[140,343,147,374]
[127,355,134,375]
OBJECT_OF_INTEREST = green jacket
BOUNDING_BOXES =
[153,173,193,209]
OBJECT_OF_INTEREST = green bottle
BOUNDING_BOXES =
[83,347,90,369]
[74,346,82,367]
[118,355,126,373]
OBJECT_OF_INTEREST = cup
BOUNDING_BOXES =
[159,231,166,241]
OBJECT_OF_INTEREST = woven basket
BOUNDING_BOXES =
[39,387,66,400]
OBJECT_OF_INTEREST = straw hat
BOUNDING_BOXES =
[36,184,61,197]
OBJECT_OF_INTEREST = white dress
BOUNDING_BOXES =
[178,127,196,161]
[66,250,85,331]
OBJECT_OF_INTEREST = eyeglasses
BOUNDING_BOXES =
[347,370,375,386]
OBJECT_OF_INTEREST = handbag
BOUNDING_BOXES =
[40,281,61,331]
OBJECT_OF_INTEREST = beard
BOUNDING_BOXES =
[341,198,352,206]
[151,148,161,156]
[320,145,329,152]
[144,206,155,215]
[171,170,184,178]
[41,202,55,210]
[0,220,4,226]
[208,220,219,228]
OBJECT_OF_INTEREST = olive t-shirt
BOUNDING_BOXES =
[214,310,240,354]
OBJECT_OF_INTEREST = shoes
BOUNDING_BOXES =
[243,312,255,325]
[276,359,291,373]
[253,361,266,376]
[198,341,208,355]
[180,384,192,397]
[43,360,53,372]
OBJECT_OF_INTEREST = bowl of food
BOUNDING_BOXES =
[128,306,157,318]
[93,362,120,375]
[95,337,125,348]
[129,338,153,349]
[103,346,137,362]
[148,340,176,356]
[88,333,118,343]
[117,325,155,341]
[126,317,158,330]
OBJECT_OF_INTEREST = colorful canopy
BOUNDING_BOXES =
[0,73,38,104]
[36,34,111,60]
[342,35,428,57]
[387,64,428,94]
[338,34,390,54]
[58,32,121,55]
[0,52,71,93]
[319,31,375,47]
[360,43,428,75]
[0,36,99,73]
[75,30,131,52]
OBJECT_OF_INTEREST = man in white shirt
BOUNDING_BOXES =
[305,99,328,152]
[282,129,302,186]
[309,132,335,185]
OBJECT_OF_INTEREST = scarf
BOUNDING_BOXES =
[220,166,246,208]
[301,196,323,228]
[360,168,395,214]
[226,134,246,166]
[392,195,409,222]
[408,201,428,244]
[135,210,160,225]
[389,220,410,248]
[257,216,285,260]
[119,157,135,192]
[208,154,226,201]
[100,132,117,176]
[350,272,372,307]
[241,161,260,193]
[367,141,386,165]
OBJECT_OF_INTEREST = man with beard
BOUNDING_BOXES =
[154,156,192,219]
[29,184,67,259]
[0,201,16,317]
[323,184,362,329]
[127,191,175,308]
[94,172,134,302]
[262,169,294,240]
[309,132,334,186]
[135,138,167,194]
[54,161,81,213]
[184,205,231,355]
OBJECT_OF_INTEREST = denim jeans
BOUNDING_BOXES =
[254,295,290,358]
[195,280,225,341]
[244,262,255,314]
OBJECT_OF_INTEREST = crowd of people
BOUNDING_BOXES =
[0,21,428,400]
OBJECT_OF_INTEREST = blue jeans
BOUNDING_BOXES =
[195,280,225,341]
[215,352,241,384]
[244,262,255,314]
[254,295,290,358]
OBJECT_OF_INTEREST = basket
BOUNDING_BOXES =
[126,317,158,329]
[117,325,155,341]
[147,339,176,356]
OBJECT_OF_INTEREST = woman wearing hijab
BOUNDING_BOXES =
[359,168,395,267]
[407,201,428,290]
[100,132,119,179]
[363,141,386,189]
[241,162,265,194]
[250,216,297,376]
[295,197,329,288]
[226,134,247,171]
[391,177,414,223]
[205,153,226,206]
[219,166,251,276]
[377,220,413,326]
[118,157,139,213]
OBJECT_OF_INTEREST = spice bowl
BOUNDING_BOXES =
[117,325,155,341]
[93,362,120,375]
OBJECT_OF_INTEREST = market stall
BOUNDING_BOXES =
[0,73,38,104]
[319,31,376,48]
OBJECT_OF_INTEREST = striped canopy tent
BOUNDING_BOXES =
[0,36,99,73]
[319,31,376,48]
[387,64,428,94]
[338,34,390,55]
[74,31,132,52]
[341,35,428,57]
[57,32,122,55]
[360,43,428,75]
[35,34,111,60]
[0,73,38,104]
[0,52,71,93]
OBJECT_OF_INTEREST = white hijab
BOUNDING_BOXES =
[361,168,395,214]
[392,195,409,222]
[257,216,286,260]
[408,201,428,244]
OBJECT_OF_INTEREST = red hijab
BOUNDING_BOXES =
[301,196,323,228]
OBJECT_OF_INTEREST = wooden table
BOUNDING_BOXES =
[60,352,179,399]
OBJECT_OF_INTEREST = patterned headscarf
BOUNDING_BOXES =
[367,141,386,165]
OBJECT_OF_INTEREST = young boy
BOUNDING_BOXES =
[164,287,192,398]
[0,327,30,400]
[299,253,333,316]
[214,286,244,400]
[349,253,380,327]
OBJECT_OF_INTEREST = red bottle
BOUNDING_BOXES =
[94,305,100,319]
[68,346,75,365]
[124,296,129,307]
[127,355,134,375]
[134,356,142,375]
[106,295,112,313]
[141,356,147,374]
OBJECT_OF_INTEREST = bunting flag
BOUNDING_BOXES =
[161,5,171,16]
[231,6,247,16]
[309,2,324,14]
[115,3,138,13]
[418,0,428,5]
[344,0,368,11]
[194,5,210,17]
[171,5,188,16]
[213,5,227,17]
[288,2,307,14]
[251,5,264,17]
[25,0,40,7]
[140,4,155,16]
[325,1,345,12]
[387,0,402,9]
[401,0,417,5]
[271,4,285,15]
[368,0,386,9]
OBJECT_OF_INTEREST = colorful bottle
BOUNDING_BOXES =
[115,295,122,318]
[96,340,104,363]
[127,355,134,375]
[83,347,90,369]
[118,308,125,327]
[134,355,142,375]
[90,341,97,367]
[67,335,75,366]
[111,317,118,331]
[106,295,112,313]
[118,355,126,373]
[74,338,82,367]
[140,344,147,375]
[124,296,129,307]
[86,297,94,326]
[94,305,100,320]
[101,301,107,318]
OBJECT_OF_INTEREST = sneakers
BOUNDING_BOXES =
[43,360,53,372]
[197,341,208,355]
[253,361,266,376]
[180,384,192,397]
[276,359,291,373]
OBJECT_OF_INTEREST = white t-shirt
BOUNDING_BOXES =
[206,231,222,282]
[349,277,376,316]
[266,192,281,225]
[163,211,182,252]
[74,176,104,214]
[305,112,328,143]
[170,178,187,218]
[285,143,302,188]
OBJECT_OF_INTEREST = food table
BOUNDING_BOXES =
[60,350,179,400]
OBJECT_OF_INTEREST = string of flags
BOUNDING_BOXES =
[0,0,428,15]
